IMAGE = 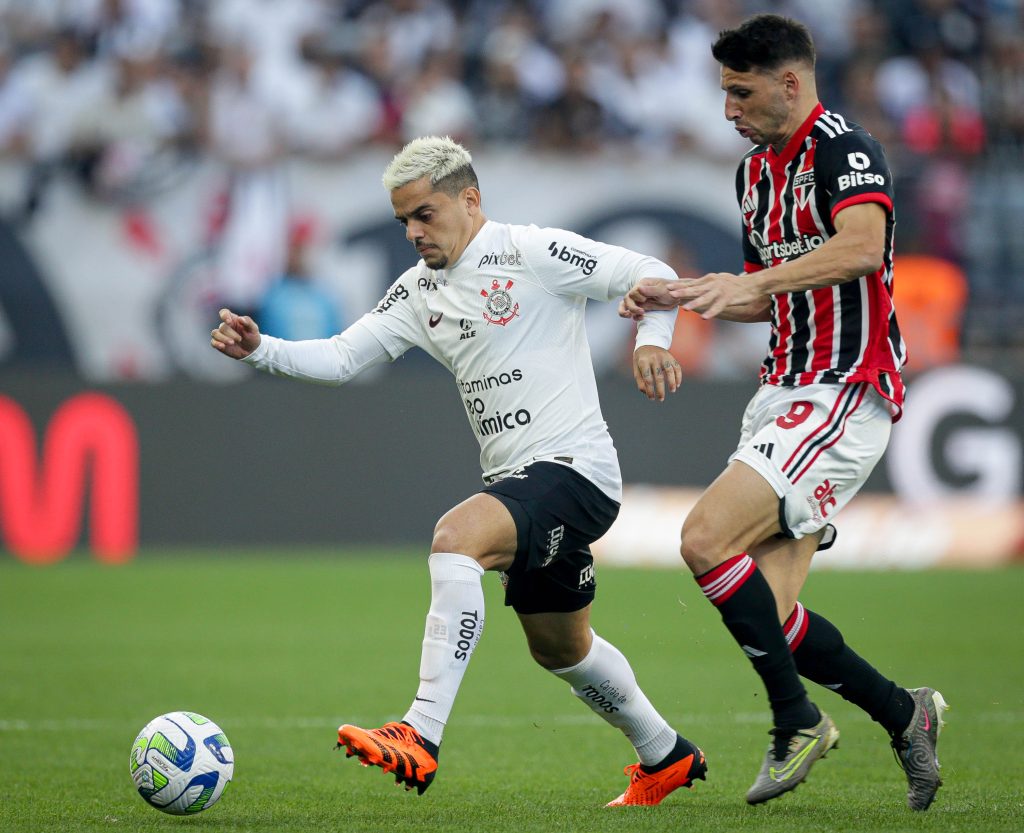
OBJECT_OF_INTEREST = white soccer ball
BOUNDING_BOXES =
[129,711,234,815]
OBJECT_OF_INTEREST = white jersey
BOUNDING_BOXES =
[244,220,675,501]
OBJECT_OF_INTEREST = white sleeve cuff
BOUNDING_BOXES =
[634,309,676,351]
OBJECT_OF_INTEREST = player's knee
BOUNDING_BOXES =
[428,516,475,557]
[679,517,723,574]
[527,636,588,671]
[430,518,464,556]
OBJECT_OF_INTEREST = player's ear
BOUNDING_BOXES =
[782,67,803,101]
[463,186,481,214]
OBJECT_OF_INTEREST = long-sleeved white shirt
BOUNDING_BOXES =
[244,220,676,501]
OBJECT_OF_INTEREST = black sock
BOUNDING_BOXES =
[696,553,818,729]
[643,734,700,773]
[401,722,440,759]
[786,604,915,736]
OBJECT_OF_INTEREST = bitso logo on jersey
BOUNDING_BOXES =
[480,279,520,326]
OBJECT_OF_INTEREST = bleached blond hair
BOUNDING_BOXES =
[382,136,478,195]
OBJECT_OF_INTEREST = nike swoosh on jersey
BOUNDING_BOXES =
[428,313,443,328]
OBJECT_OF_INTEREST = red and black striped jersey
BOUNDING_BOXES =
[736,103,906,416]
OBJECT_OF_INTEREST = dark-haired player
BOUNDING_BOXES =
[213,136,707,806]
[622,14,947,809]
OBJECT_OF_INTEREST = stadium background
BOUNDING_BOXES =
[1,0,1021,566]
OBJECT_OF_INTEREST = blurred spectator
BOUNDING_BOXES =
[356,0,457,81]
[776,0,860,104]
[875,39,981,124]
[287,36,384,158]
[901,73,984,263]
[532,52,607,153]
[588,32,686,154]
[542,0,664,43]
[398,49,476,142]
[76,51,191,201]
[663,0,749,160]
[840,57,902,149]
[477,4,564,106]
[207,0,330,103]
[11,28,111,217]
[964,24,1024,348]
[207,41,289,316]
[979,25,1024,156]
[874,34,985,262]
[886,0,984,60]
[78,0,182,60]
[475,45,535,144]
[0,39,31,157]
[258,216,343,341]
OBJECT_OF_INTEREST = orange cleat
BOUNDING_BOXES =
[606,744,707,807]
[336,722,439,795]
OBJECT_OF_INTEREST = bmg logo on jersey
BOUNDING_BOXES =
[838,152,885,191]
[373,283,409,313]
[547,241,597,275]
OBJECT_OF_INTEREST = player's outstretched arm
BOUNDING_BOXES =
[633,346,682,402]
[210,308,261,360]
[669,273,773,322]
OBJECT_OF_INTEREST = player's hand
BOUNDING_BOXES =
[211,308,261,359]
[670,272,759,319]
[633,346,682,402]
[619,278,683,320]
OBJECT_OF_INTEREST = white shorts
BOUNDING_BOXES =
[729,383,892,539]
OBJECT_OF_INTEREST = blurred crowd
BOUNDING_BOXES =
[0,0,1022,366]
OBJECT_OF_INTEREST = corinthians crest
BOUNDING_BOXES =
[480,278,519,326]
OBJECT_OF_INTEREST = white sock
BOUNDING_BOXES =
[551,632,677,765]
[402,552,485,746]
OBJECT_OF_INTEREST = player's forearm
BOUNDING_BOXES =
[712,298,772,322]
[749,228,883,297]
[634,308,676,349]
[243,326,389,385]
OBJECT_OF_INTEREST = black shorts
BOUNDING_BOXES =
[482,461,619,615]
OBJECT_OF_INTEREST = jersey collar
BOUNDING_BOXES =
[768,102,824,172]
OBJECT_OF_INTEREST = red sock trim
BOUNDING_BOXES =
[695,553,756,606]
[783,602,808,652]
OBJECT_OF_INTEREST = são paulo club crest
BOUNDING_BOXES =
[480,278,519,326]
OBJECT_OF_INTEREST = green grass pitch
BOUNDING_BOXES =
[1,553,1022,833]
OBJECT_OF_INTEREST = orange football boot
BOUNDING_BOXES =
[606,743,707,806]
[337,721,439,795]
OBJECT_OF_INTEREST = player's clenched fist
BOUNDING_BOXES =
[210,308,261,360]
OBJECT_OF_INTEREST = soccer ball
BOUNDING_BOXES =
[129,711,234,814]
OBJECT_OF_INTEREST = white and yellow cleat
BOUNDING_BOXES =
[746,712,839,805]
